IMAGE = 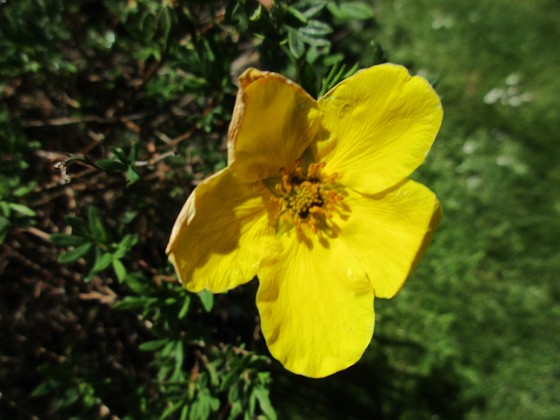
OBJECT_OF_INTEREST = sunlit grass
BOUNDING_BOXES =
[370,1,560,418]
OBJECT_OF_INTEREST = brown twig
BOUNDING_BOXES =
[23,112,147,127]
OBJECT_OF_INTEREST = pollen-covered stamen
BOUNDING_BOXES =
[272,160,344,235]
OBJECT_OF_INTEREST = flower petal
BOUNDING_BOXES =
[167,168,275,293]
[340,180,441,299]
[256,235,374,378]
[315,64,443,194]
[228,68,321,182]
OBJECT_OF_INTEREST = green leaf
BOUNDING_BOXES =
[319,61,358,96]
[184,75,208,89]
[50,233,87,246]
[180,405,189,420]
[178,297,191,319]
[198,289,214,312]
[58,242,93,264]
[249,389,256,415]
[305,46,322,64]
[139,338,169,351]
[281,4,308,27]
[88,207,109,243]
[121,210,138,225]
[90,252,113,275]
[301,0,327,18]
[190,389,219,419]
[8,202,36,217]
[95,159,127,172]
[229,401,243,419]
[206,361,219,387]
[31,379,56,398]
[124,272,151,294]
[0,201,11,217]
[126,165,140,186]
[161,400,185,420]
[13,183,35,197]
[299,20,332,37]
[114,234,138,259]
[288,29,305,58]
[298,32,331,47]
[112,259,127,282]
[0,216,9,243]
[161,341,176,357]
[253,386,277,420]
[228,383,239,403]
[114,296,156,310]
[174,340,184,375]
[327,1,375,20]
[128,142,139,163]
[159,7,173,41]
[111,148,127,162]
[56,387,80,409]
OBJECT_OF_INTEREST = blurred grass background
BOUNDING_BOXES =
[1,0,559,419]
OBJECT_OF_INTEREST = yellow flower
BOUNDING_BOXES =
[167,64,443,378]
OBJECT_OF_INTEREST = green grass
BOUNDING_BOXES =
[368,1,560,418]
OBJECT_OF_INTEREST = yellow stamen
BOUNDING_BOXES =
[272,160,345,236]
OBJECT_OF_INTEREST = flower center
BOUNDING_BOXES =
[272,160,344,235]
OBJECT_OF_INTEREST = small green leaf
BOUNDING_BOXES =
[9,202,36,217]
[58,242,93,264]
[112,259,127,282]
[228,383,239,403]
[114,296,156,310]
[0,216,9,243]
[174,340,184,374]
[206,361,219,387]
[178,297,191,319]
[139,338,169,351]
[121,210,138,225]
[124,272,151,294]
[31,380,56,398]
[327,1,375,20]
[300,20,332,37]
[254,386,277,419]
[301,0,327,18]
[288,29,305,58]
[161,400,185,420]
[298,32,331,47]
[198,289,214,312]
[0,201,11,217]
[305,45,321,65]
[229,401,242,419]
[95,159,127,172]
[56,387,80,409]
[281,4,308,27]
[114,234,138,259]
[184,75,208,89]
[128,142,139,163]
[249,389,256,415]
[50,233,86,246]
[88,207,109,243]
[111,148,127,162]
[126,165,140,186]
[90,252,113,275]
[161,341,176,357]
[180,405,189,420]
[13,184,35,197]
